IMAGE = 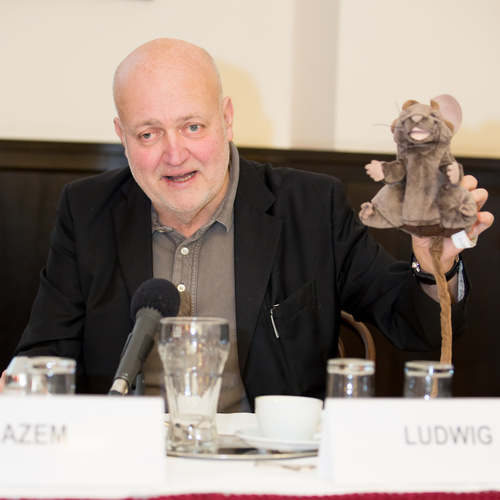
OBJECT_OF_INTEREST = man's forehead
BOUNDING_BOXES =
[119,73,214,112]
[121,66,217,105]
[117,45,213,91]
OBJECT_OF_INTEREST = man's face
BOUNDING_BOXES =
[114,65,234,229]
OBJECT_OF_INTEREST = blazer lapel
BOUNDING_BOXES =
[234,162,282,371]
[109,162,281,373]
[111,176,153,301]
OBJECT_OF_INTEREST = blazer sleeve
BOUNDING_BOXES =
[14,183,85,360]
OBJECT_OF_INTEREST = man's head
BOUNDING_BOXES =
[113,38,234,235]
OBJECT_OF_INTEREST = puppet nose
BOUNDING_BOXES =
[411,114,423,123]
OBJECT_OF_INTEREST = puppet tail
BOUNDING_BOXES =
[429,237,453,365]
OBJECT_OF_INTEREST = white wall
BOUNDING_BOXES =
[0,0,298,147]
[0,0,499,157]
[334,0,500,157]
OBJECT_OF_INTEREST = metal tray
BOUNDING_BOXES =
[166,434,318,460]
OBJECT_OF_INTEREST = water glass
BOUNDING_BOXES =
[27,357,76,395]
[326,358,375,397]
[159,317,229,454]
[403,360,454,399]
[3,356,30,395]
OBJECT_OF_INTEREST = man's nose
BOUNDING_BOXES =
[161,133,190,166]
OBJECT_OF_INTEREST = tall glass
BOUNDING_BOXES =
[326,358,375,397]
[159,317,229,454]
[27,357,76,395]
[3,356,30,395]
[403,360,454,399]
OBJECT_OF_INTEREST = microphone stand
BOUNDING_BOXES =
[108,372,145,396]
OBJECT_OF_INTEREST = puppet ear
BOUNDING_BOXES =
[391,118,398,134]
[402,99,419,110]
[431,94,462,134]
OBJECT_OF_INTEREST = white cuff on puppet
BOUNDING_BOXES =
[451,230,477,249]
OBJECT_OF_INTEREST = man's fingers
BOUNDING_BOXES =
[462,174,478,191]
[470,211,495,237]
[471,187,489,211]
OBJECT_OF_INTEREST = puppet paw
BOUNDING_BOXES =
[359,202,374,220]
[446,162,461,185]
[365,160,385,182]
[360,201,401,229]
[458,203,477,218]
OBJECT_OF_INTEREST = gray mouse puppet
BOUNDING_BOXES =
[359,94,477,237]
[359,95,477,366]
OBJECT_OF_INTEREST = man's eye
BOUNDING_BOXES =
[141,132,153,140]
[187,124,201,133]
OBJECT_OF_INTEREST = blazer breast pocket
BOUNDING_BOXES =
[269,280,319,340]
[268,280,327,394]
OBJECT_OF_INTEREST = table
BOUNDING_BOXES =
[1,413,499,500]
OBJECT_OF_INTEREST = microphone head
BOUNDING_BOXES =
[130,279,181,320]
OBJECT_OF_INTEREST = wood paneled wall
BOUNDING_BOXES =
[1,139,499,397]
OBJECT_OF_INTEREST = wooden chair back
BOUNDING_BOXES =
[337,311,376,361]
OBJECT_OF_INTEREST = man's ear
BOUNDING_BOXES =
[113,117,128,157]
[222,96,234,142]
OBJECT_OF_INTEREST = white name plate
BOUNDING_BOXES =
[0,395,166,487]
[319,398,500,487]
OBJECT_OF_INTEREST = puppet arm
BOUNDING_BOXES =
[365,159,407,184]
[444,160,463,185]
[440,151,463,186]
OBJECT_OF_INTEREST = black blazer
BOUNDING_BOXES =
[16,155,467,406]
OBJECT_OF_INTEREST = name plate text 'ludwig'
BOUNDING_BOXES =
[318,398,500,487]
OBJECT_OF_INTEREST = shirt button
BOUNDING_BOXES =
[180,247,189,255]
[177,284,186,293]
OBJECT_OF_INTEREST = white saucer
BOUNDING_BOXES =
[235,427,320,452]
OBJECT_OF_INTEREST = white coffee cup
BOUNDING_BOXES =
[255,395,323,441]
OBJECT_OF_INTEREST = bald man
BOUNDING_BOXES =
[7,39,492,408]
[113,39,234,238]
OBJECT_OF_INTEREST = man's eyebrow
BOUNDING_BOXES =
[178,114,207,122]
[132,120,162,131]
[131,114,209,133]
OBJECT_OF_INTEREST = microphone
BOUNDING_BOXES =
[108,278,181,396]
